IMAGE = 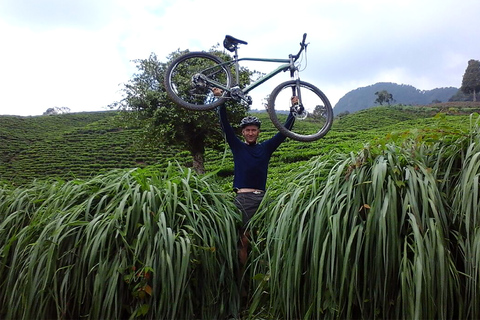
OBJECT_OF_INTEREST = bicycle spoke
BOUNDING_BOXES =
[165,52,232,110]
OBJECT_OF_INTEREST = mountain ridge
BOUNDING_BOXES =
[333,82,458,115]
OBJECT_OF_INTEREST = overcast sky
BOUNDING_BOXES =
[1,0,479,116]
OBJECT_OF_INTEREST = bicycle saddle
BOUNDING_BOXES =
[223,35,248,52]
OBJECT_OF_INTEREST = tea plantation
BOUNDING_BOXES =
[0,111,189,185]
[1,103,479,187]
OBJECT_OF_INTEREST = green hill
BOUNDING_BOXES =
[333,82,459,115]
[0,111,189,185]
[1,105,479,187]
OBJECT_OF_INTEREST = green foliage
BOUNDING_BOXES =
[0,112,182,185]
[2,109,480,318]
[0,165,241,319]
[375,89,394,105]
[461,59,480,101]
[111,49,251,173]
[247,115,480,319]
[2,105,479,189]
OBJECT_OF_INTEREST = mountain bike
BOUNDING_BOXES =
[164,33,333,142]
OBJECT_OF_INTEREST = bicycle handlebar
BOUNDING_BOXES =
[302,33,307,44]
[292,33,308,61]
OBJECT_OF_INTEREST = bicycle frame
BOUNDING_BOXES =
[204,57,291,91]
[236,57,292,94]
[205,56,299,107]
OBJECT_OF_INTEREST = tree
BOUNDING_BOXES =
[312,104,326,120]
[374,90,394,105]
[461,59,480,102]
[449,89,473,102]
[111,50,251,174]
[43,107,71,115]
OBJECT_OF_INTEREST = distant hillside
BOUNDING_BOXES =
[2,105,479,186]
[333,82,458,115]
[0,111,190,185]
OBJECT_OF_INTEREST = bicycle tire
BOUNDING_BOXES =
[267,80,333,142]
[164,52,233,111]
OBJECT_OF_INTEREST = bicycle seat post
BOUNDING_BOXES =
[223,35,248,86]
[233,46,240,86]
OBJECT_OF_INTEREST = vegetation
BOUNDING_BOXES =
[0,111,190,185]
[0,165,240,319]
[4,104,476,187]
[374,90,394,105]
[43,106,71,115]
[461,59,480,101]
[1,105,480,318]
[248,114,480,318]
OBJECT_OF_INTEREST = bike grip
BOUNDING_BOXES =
[302,33,307,44]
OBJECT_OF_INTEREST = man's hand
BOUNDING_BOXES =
[212,87,223,97]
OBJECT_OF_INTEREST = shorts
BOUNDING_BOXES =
[234,192,265,227]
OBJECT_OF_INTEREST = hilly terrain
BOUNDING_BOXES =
[2,103,480,187]
[2,103,480,320]
[333,82,459,115]
[0,111,190,185]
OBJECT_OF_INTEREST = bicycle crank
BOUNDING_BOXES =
[231,87,252,105]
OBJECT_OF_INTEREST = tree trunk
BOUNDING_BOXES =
[185,123,206,175]
[192,151,205,174]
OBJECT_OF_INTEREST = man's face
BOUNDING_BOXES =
[242,125,260,144]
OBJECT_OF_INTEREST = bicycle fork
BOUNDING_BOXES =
[290,78,307,119]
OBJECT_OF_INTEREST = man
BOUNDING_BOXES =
[215,88,296,294]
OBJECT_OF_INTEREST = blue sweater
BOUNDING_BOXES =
[219,106,294,191]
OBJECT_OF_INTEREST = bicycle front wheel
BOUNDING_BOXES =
[267,80,334,142]
[164,52,233,111]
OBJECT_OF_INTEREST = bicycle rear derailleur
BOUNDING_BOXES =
[192,74,207,88]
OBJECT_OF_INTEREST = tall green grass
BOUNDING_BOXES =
[248,116,480,319]
[0,165,240,319]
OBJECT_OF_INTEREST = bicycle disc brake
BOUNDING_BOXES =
[291,104,308,120]
[192,73,207,88]
[189,73,211,96]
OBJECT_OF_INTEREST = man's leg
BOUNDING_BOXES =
[234,193,264,301]
[238,228,249,270]
[237,227,249,300]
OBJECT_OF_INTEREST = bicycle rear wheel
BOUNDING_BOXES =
[267,80,333,142]
[164,52,233,111]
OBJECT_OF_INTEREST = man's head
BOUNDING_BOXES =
[240,116,261,145]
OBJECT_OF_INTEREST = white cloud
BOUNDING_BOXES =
[0,0,479,116]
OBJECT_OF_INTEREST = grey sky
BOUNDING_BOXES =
[0,0,478,116]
